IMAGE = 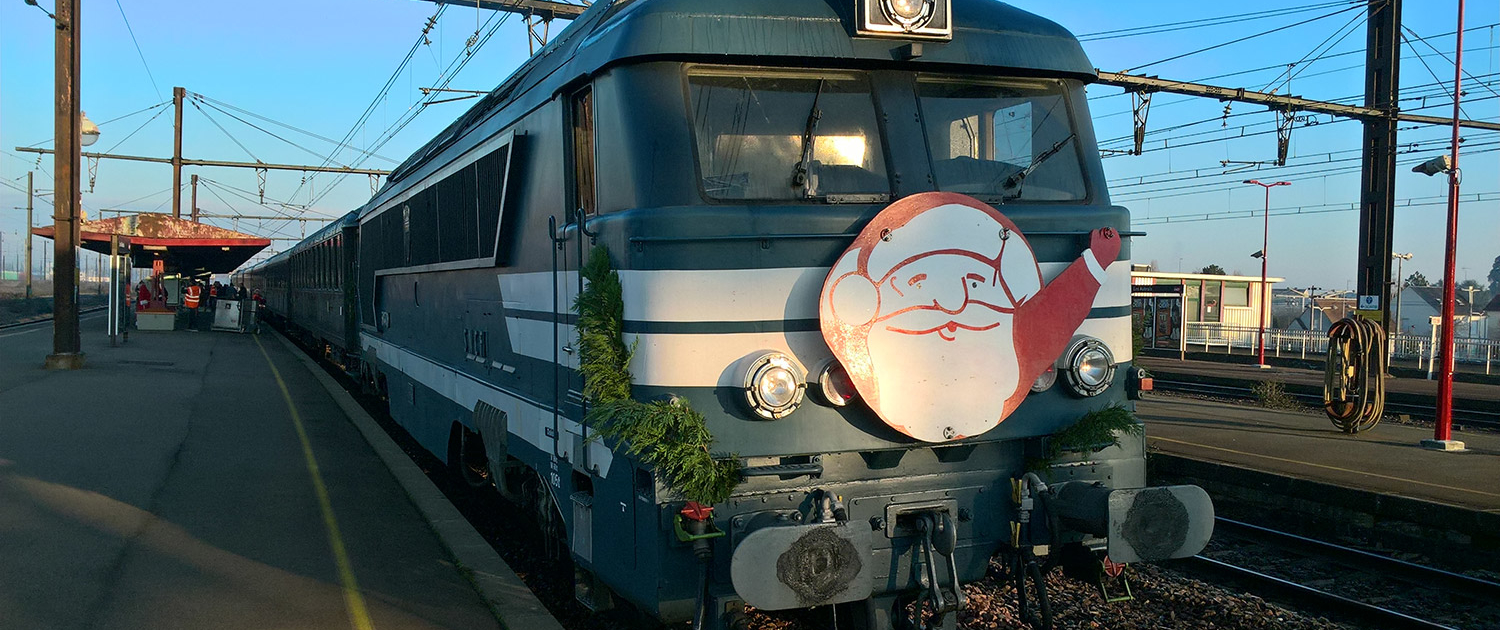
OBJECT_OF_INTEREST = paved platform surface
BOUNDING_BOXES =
[0,316,501,629]
[1139,394,1500,513]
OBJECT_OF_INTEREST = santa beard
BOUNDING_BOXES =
[864,314,1020,442]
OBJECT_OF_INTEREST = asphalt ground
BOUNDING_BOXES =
[0,317,502,630]
[1139,395,1500,513]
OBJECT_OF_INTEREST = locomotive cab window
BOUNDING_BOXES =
[571,86,596,216]
[687,69,889,201]
[918,77,1086,202]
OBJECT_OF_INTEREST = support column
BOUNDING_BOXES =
[47,0,83,369]
[172,86,185,219]
[25,171,34,299]
[190,174,199,222]
[1355,0,1402,326]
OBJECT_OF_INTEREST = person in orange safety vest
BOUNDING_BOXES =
[183,281,202,330]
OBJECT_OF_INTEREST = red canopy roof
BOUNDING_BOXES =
[32,214,271,274]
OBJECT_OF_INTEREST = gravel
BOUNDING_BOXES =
[746,562,1353,630]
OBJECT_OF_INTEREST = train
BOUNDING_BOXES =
[238,1,1214,629]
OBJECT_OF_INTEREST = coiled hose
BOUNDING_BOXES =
[1323,317,1386,433]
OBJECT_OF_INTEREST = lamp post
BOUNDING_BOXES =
[1410,0,1467,452]
[1392,253,1412,335]
[1244,179,1291,368]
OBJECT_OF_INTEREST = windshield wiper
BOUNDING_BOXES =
[1001,132,1076,201]
[791,78,827,197]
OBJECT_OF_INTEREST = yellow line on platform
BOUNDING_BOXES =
[1151,435,1500,499]
[255,335,375,630]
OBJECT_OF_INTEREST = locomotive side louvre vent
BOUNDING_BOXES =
[472,401,509,467]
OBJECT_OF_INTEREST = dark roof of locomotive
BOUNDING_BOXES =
[238,210,358,274]
[366,0,1091,210]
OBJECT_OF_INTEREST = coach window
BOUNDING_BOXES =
[570,86,596,216]
[688,69,889,201]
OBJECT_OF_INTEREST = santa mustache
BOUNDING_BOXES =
[874,299,1013,340]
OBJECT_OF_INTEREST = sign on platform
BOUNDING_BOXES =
[1358,294,1380,310]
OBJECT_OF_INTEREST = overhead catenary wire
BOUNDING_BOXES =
[190,93,400,164]
[112,0,162,101]
[1076,0,1359,42]
[303,9,512,210]
[286,5,448,204]
[1257,3,1373,95]
[1121,3,1365,73]
[1403,24,1500,100]
[191,100,262,163]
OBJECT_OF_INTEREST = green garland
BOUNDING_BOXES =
[576,246,741,505]
[1031,404,1144,471]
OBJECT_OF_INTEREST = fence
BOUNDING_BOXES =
[1182,322,1500,375]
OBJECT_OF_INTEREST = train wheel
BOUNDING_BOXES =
[449,425,494,490]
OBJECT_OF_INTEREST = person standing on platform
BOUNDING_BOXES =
[183,281,203,331]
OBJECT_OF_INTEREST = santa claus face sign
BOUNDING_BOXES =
[819,192,1120,442]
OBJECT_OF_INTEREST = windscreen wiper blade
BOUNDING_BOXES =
[1001,132,1076,200]
[791,78,827,196]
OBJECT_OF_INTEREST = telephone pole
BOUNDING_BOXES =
[172,86,185,219]
[47,0,84,369]
[25,171,35,299]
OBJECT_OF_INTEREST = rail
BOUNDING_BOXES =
[1150,379,1500,429]
[1181,322,1500,374]
[1182,517,1500,630]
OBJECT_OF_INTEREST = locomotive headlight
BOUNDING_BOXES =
[743,352,806,419]
[887,0,925,19]
[1063,338,1115,397]
[815,359,859,407]
[1031,366,1057,393]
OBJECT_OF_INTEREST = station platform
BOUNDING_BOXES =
[1138,395,1500,512]
[0,317,524,629]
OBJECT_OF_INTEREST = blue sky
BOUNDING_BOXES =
[2,0,1496,291]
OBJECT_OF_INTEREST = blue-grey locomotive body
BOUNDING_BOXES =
[239,2,1213,628]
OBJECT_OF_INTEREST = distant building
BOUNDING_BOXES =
[1131,271,1282,329]
[1394,286,1486,339]
[1487,295,1500,342]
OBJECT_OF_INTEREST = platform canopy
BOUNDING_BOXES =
[32,213,271,274]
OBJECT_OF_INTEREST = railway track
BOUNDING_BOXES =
[1152,378,1500,430]
[0,306,110,332]
[1187,517,1500,630]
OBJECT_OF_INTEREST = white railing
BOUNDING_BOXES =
[1181,322,1500,374]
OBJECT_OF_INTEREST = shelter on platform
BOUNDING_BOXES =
[32,214,270,275]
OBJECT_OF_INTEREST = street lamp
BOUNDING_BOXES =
[1392,253,1412,336]
[1244,179,1290,368]
[81,111,99,147]
[1408,0,1467,453]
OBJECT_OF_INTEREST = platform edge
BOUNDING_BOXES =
[273,331,564,630]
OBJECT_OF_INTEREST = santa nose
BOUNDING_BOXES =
[929,276,972,313]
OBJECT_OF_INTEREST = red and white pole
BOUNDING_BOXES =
[1428,0,1466,451]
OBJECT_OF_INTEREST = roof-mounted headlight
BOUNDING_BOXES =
[1063,338,1115,397]
[742,352,806,419]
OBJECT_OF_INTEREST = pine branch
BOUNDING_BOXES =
[575,246,741,504]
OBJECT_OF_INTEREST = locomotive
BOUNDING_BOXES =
[239,1,1214,628]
